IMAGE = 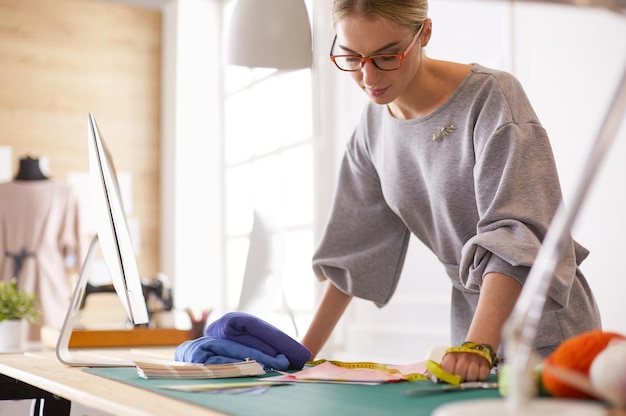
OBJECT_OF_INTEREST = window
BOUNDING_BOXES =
[221,2,315,337]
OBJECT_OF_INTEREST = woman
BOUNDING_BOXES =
[301,0,601,382]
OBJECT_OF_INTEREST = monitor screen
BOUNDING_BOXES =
[56,113,149,366]
[87,112,149,326]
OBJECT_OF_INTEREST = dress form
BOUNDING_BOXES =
[14,156,48,181]
[1,156,82,342]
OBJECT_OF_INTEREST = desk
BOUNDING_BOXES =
[0,349,612,416]
[0,349,224,416]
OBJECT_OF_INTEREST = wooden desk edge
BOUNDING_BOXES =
[0,352,226,416]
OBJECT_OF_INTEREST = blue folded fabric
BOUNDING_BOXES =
[204,312,312,370]
[174,336,290,371]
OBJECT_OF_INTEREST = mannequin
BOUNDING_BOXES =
[14,156,48,181]
[6,156,44,280]
[1,156,82,342]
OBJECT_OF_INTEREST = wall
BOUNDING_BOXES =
[0,2,161,412]
[512,3,626,334]
[0,0,162,278]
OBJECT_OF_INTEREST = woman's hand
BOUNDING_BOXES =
[440,350,491,382]
[439,272,521,382]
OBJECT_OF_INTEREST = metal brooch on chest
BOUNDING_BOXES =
[428,124,457,142]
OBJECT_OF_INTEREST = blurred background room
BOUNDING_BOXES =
[1,0,625,392]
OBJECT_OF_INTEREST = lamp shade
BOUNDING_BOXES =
[485,0,626,11]
[227,0,312,69]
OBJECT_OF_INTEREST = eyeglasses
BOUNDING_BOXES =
[329,24,424,72]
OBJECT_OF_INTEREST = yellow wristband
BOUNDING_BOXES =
[425,359,462,386]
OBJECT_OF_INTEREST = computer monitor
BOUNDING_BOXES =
[56,113,149,367]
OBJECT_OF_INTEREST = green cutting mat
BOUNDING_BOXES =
[85,367,502,416]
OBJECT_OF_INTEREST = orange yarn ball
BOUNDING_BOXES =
[542,330,626,399]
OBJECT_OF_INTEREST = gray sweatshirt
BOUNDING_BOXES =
[312,64,601,357]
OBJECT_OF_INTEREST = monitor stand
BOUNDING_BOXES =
[56,235,135,367]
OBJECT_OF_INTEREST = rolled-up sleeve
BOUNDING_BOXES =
[313,139,410,307]
[459,122,587,310]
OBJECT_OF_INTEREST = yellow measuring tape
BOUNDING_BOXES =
[425,360,462,386]
[306,359,430,382]
[403,372,431,382]
[444,342,496,368]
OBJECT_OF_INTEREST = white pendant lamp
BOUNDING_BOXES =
[483,0,626,10]
[227,0,312,69]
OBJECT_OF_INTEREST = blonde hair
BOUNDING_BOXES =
[331,0,428,31]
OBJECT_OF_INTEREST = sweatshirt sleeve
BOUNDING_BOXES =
[459,118,588,311]
[312,135,410,307]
